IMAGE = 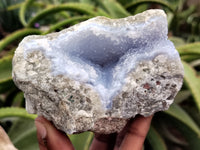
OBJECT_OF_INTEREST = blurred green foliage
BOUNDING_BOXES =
[0,0,200,149]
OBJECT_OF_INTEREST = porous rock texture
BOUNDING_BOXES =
[12,9,184,134]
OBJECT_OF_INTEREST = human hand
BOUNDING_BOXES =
[35,115,153,150]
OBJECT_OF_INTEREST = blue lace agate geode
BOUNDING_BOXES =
[12,9,184,134]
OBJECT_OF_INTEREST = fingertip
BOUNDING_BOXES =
[35,119,47,139]
[90,133,117,150]
[35,117,48,150]
[119,115,153,150]
[35,116,45,122]
[35,116,49,125]
[35,116,74,150]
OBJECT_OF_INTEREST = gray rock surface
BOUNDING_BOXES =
[12,9,184,134]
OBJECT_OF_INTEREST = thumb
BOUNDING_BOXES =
[35,116,74,150]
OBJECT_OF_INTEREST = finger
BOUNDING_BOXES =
[90,133,117,150]
[35,116,74,150]
[114,120,133,150]
[119,115,153,150]
[0,126,17,150]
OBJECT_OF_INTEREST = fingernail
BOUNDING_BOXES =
[35,120,47,139]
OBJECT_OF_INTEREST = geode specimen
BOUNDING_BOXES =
[12,9,184,134]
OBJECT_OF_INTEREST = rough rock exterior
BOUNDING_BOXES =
[12,9,184,134]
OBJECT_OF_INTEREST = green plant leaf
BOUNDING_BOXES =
[44,15,91,34]
[190,59,200,67]
[7,1,47,11]
[0,55,15,93]
[125,0,175,12]
[178,5,196,19]
[174,90,191,104]
[183,105,200,127]
[0,107,37,120]
[159,111,200,150]
[97,0,131,18]
[185,130,200,150]
[11,92,24,107]
[4,89,18,106]
[159,122,188,145]
[177,42,200,56]
[0,79,15,94]
[169,36,185,47]
[0,55,12,81]
[0,28,42,51]
[19,0,34,26]
[7,2,24,11]
[164,103,200,136]
[167,11,174,28]
[182,61,200,112]
[27,3,109,27]
[69,132,93,150]
[133,3,149,14]
[79,0,95,4]
[147,126,167,150]
[181,55,200,62]
[8,118,39,150]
